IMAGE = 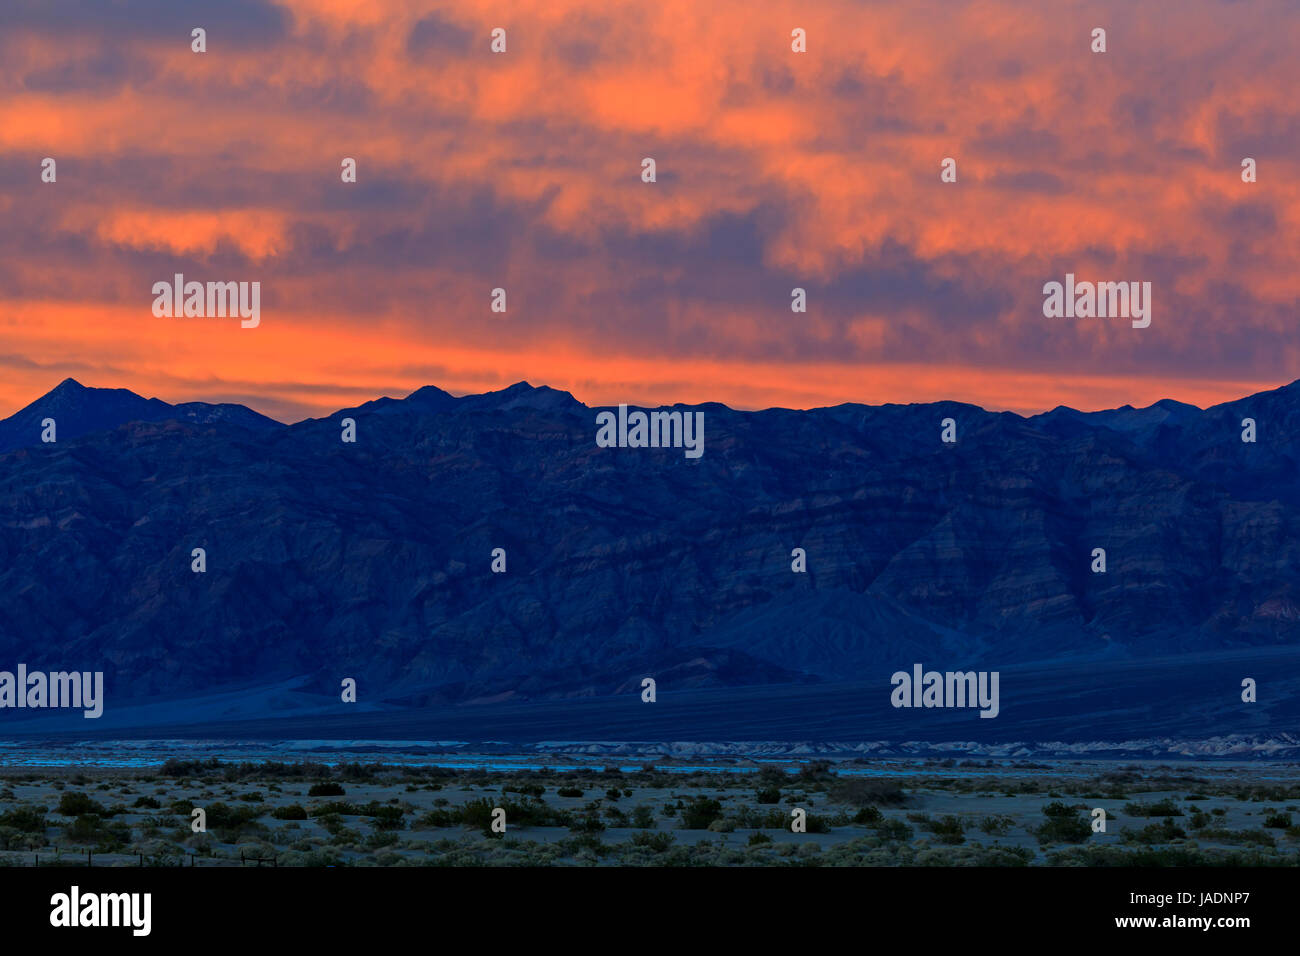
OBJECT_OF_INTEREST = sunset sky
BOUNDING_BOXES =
[1,0,1297,422]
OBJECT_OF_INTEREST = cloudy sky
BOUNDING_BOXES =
[1,0,1296,421]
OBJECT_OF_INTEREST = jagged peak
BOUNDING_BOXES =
[404,384,455,401]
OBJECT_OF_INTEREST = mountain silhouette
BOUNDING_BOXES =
[0,378,281,454]
[1,377,1298,740]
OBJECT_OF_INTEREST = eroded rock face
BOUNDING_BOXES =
[0,379,1297,708]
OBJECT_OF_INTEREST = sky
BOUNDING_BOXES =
[0,0,1296,422]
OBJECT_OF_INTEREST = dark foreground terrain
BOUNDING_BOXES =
[1,758,1298,867]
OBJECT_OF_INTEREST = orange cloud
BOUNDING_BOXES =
[0,0,1297,419]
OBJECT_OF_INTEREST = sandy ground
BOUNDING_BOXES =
[0,760,1296,866]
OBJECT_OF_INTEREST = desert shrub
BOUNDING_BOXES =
[727,806,786,829]
[747,832,773,846]
[505,799,570,828]
[205,802,261,828]
[314,812,344,835]
[504,783,544,798]
[681,797,724,830]
[368,806,406,831]
[556,787,583,798]
[418,809,458,828]
[1238,829,1277,847]
[852,806,883,825]
[158,757,226,779]
[761,808,792,828]
[1264,813,1292,829]
[979,815,1013,836]
[56,793,107,817]
[631,831,675,851]
[804,814,833,834]
[631,805,656,829]
[875,819,913,841]
[201,802,268,841]
[294,848,348,866]
[561,833,608,857]
[1123,820,1187,845]
[0,806,46,833]
[0,826,42,850]
[606,807,629,826]
[1036,803,1091,845]
[310,800,405,829]
[1124,799,1183,818]
[64,815,130,850]
[307,782,345,797]
[1050,846,1229,866]
[64,814,103,841]
[132,796,161,810]
[922,815,965,844]
[272,804,308,821]
[756,787,782,804]
[569,812,605,834]
[1198,828,1276,847]
[798,761,833,783]
[459,798,500,834]
[328,826,362,846]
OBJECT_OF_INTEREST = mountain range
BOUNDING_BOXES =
[0,378,280,455]
[0,376,1297,740]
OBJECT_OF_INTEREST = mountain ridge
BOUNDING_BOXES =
[8,376,1300,453]
[0,375,1297,729]
[0,377,283,454]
